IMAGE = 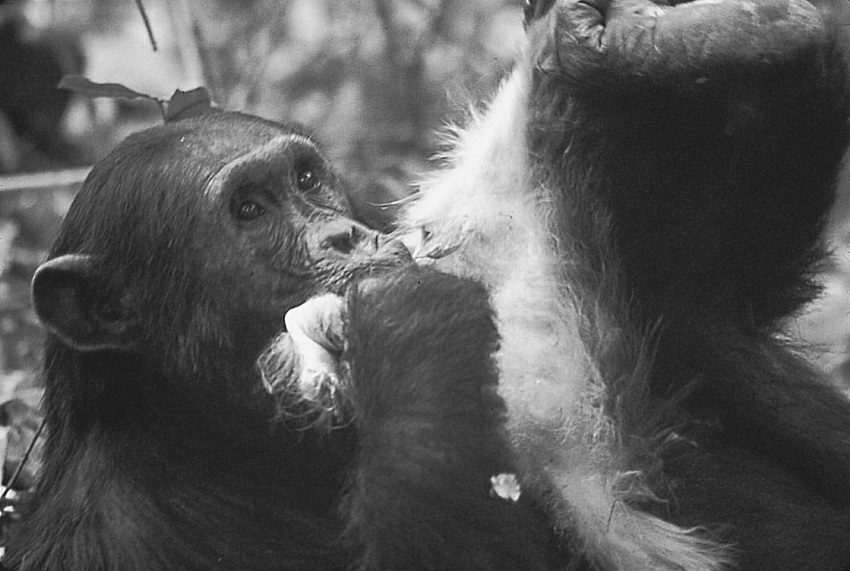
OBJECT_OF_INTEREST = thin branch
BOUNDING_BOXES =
[0,418,46,504]
[133,0,158,52]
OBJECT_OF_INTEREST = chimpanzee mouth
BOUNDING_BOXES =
[395,227,462,263]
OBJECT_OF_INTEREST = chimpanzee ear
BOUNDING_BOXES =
[32,254,139,352]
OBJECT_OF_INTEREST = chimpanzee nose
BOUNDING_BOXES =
[319,220,374,255]
[318,219,411,261]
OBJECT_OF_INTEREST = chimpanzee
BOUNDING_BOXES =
[397,0,850,569]
[1,112,563,570]
[8,2,850,570]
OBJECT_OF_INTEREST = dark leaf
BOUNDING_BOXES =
[57,75,159,102]
[164,88,217,122]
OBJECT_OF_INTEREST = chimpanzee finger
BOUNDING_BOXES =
[285,294,346,353]
[283,294,347,405]
[534,0,836,88]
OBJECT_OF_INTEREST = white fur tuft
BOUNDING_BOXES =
[399,43,732,571]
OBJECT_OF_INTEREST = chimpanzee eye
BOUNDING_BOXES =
[232,199,266,221]
[295,166,321,192]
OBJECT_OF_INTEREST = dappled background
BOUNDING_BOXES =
[0,0,849,468]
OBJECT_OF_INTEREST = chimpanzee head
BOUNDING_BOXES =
[31,111,409,415]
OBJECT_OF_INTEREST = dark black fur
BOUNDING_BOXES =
[3,112,559,570]
[529,0,850,568]
[343,268,564,570]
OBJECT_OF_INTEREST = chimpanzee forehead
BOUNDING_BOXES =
[54,113,319,258]
[89,112,324,206]
[79,112,313,203]
[202,133,324,201]
[156,112,319,166]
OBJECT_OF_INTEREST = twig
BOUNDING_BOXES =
[0,167,90,194]
[0,418,46,504]
[133,0,159,52]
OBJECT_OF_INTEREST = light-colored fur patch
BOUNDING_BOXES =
[398,38,731,571]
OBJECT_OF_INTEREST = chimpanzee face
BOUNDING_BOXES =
[30,112,409,381]
[197,127,407,323]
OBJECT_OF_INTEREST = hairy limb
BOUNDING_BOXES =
[343,268,565,571]
[533,0,843,88]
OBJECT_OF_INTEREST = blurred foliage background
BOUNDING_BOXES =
[0,0,849,413]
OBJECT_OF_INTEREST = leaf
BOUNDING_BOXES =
[57,75,159,102]
[164,88,217,123]
[59,76,217,124]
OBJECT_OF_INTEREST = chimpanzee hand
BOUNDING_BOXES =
[528,0,845,88]
[285,295,347,401]
[260,267,503,440]
[345,268,501,428]
[260,294,349,428]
